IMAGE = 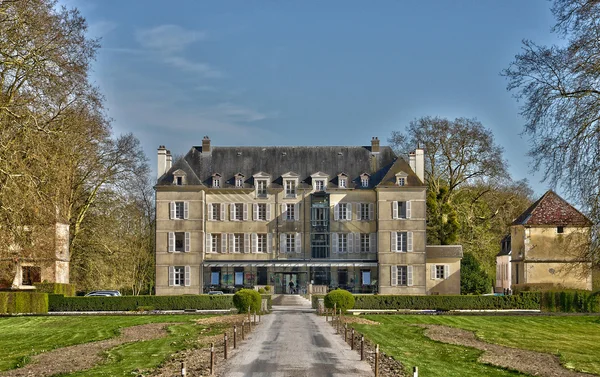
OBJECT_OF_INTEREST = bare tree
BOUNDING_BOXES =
[503,0,600,266]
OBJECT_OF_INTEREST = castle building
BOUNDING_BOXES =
[154,137,462,295]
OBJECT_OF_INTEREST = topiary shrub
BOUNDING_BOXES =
[264,285,271,292]
[258,288,266,294]
[233,289,261,313]
[324,289,355,312]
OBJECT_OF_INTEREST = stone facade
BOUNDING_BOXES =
[155,137,462,295]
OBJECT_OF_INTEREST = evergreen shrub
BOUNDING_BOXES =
[48,294,234,311]
[0,292,48,314]
[34,283,76,296]
[233,289,261,313]
[324,289,355,311]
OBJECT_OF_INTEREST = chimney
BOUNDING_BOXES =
[413,147,425,183]
[166,150,172,171]
[371,137,380,154]
[157,145,167,179]
[202,136,211,154]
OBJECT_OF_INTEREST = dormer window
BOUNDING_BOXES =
[315,180,325,191]
[282,172,300,198]
[172,169,186,186]
[360,173,370,188]
[212,173,222,188]
[395,172,408,187]
[311,172,329,192]
[253,172,271,198]
[338,173,348,189]
[234,173,245,188]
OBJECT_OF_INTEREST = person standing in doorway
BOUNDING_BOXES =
[289,280,295,294]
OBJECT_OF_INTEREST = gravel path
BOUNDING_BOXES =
[218,296,374,377]
[0,323,171,377]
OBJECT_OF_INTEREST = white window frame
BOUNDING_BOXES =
[168,232,190,253]
[283,203,299,222]
[231,203,247,221]
[397,177,405,186]
[212,176,221,188]
[256,179,268,197]
[169,266,191,287]
[334,203,352,221]
[391,265,413,287]
[170,201,189,220]
[286,233,295,253]
[391,231,413,252]
[392,201,411,219]
[254,203,269,221]
[361,177,369,187]
[284,179,297,198]
[360,233,369,253]
[358,203,373,221]
[315,179,325,191]
[235,177,244,188]
[174,175,185,186]
[431,264,450,280]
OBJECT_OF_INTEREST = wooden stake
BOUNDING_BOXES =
[224,332,228,359]
[344,324,348,342]
[241,321,245,340]
[360,335,364,361]
[181,361,186,376]
[210,342,215,376]
[351,328,355,350]
[375,344,379,377]
[234,325,237,349]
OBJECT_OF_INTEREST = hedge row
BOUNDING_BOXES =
[34,283,76,297]
[540,291,600,313]
[49,294,235,311]
[353,294,541,311]
[0,292,48,314]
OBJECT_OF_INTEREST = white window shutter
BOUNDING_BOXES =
[168,266,174,286]
[221,234,227,253]
[370,233,377,253]
[253,203,258,220]
[184,266,191,286]
[391,231,397,252]
[252,233,257,253]
[229,233,235,252]
[349,233,355,253]
[266,204,271,221]
[267,233,273,253]
[357,203,362,219]
[184,232,190,252]
[295,233,301,253]
[294,203,300,221]
[406,201,412,219]
[391,266,398,286]
[170,202,175,219]
[444,265,450,279]
[183,202,189,219]
[230,204,235,220]
[347,203,352,221]
[168,232,175,252]
[281,203,287,220]
[243,203,248,221]
[208,204,214,221]
[368,203,374,221]
[392,201,398,219]
[332,233,339,253]
[221,203,226,221]
[431,265,436,280]
[206,233,212,253]
[408,266,413,286]
[244,233,250,253]
[280,233,286,254]
[334,204,339,221]
[407,231,413,252]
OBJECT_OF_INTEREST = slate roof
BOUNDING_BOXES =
[157,144,424,188]
[425,245,463,259]
[496,234,511,257]
[511,190,592,227]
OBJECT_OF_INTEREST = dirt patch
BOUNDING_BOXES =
[342,316,380,326]
[0,323,171,377]
[419,324,595,377]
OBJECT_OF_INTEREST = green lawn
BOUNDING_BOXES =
[353,315,600,377]
[0,315,220,375]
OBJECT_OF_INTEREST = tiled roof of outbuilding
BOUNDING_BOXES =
[157,144,423,188]
[511,190,592,227]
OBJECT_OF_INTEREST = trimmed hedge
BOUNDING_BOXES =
[233,289,261,313]
[540,291,600,313]
[34,283,76,297]
[324,289,355,311]
[0,292,49,314]
[353,294,541,311]
[48,294,234,311]
[261,294,272,309]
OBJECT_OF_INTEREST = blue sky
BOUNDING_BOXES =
[64,0,559,196]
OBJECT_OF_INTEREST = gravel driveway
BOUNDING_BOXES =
[218,297,373,377]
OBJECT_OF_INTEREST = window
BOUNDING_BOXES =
[22,266,41,285]
[210,269,220,285]
[255,203,268,221]
[335,203,352,221]
[233,233,243,253]
[358,203,373,221]
[212,177,221,188]
[339,178,347,188]
[209,233,221,253]
[361,176,369,187]
[432,264,449,280]
[235,177,243,188]
[256,179,267,197]
[169,266,190,287]
[286,233,295,253]
[397,177,405,186]
[170,201,188,220]
[361,270,371,285]
[392,201,411,219]
[210,203,222,221]
[175,176,184,185]
[557,226,564,234]
[231,203,245,221]
[391,265,413,286]
[315,180,325,191]
[338,233,348,253]
[391,231,413,252]
[256,234,268,253]
[360,233,370,253]
[235,270,244,285]
[168,232,190,252]
[285,179,296,197]
[284,203,297,221]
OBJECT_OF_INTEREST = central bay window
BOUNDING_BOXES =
[334,202,352,221]
[392,201,411,219]
[169,266,190,287]
[168,232,190,252]
[391,231,413,252]
[357,203,374,221]
[391,265,413,286]
[231,203,247,221]
[170,201,189,220]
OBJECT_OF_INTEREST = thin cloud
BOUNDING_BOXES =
[135,25,206,53]
[88,20,117,38]
[163,56,223,78]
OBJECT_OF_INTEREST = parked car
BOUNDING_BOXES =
[208,291,224,295]
[85,290,121,297]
